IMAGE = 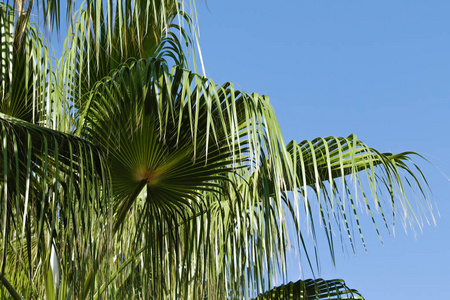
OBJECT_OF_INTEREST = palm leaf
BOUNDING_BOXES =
[254,278,364,300]
[0,112,111,298]
[0,3,55,127]
[56,0,196,133]
[281,136,433,259]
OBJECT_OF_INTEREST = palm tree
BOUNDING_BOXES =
[0,1,434,299]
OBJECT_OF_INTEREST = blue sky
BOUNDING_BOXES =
[195,1,450,299]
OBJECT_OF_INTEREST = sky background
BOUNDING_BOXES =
[194,1,450,299]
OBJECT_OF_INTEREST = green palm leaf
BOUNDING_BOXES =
[254,278,364,300]
[278,135,433,260]
[0,4,55,126]
[0,112,111,298]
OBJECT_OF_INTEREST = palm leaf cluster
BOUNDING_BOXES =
[0,0,434,299]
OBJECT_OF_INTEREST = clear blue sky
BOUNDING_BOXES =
[195,1,450,299]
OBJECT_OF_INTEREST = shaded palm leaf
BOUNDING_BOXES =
[254,278,364,300]
[0,3,55,127]
[0,112,111,298]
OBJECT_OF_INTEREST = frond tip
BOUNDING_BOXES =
[254,278,364,300]
[283,134,434,258]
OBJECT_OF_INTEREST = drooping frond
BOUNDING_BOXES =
[281,135,433,262]
[57,0,196,133]
[7,0,195,39]
[0,112,112,298]
[0,3,56,127]
[8,0,75,30]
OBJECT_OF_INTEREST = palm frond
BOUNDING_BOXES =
[254,278,364,300]
[8,0,75,30]
[56,0,196,133]
[0,3,56,127]
[282,135,433,258]
[0,112,111,298]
